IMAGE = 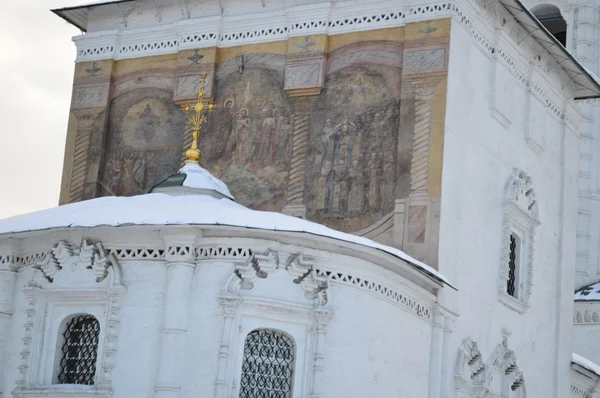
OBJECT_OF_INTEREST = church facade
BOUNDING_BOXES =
[1,0,599,397]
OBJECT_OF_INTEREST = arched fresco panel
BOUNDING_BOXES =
[306,56,402,232]
[101,88,185,197]
[200,54,293,211]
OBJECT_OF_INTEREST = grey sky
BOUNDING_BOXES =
[0,1,83,218]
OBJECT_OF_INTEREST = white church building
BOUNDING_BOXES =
[1,0,600,397]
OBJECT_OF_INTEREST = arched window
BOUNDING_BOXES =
[532,4,567,47]
[57,314,100,385]
[239,329,295,398]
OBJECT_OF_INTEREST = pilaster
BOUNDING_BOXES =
[282,35,327,218]
[0,246,18,395]
[400,79,443,266]
[60,60,114,204]
[154,229,200,398]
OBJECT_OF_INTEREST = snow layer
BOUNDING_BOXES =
[573,353,600,376]
[0,193,452,287]
[574,281,600,301]
[179,163,234,199]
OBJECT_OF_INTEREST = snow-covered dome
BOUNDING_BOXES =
[151,163,234,200]
[0,162,450,287]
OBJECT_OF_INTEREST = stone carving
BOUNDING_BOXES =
[224,250,329,307]
[455,336,526,397]
[506,168,538,217]
[286,253,329,307]
[455,338,485,383]
[36,240,118,283]
[498,168,540,312]
[226,249,279,293]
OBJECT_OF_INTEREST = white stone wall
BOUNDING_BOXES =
[521,0,600,290]
[0,233,439,398]
[439,3,581,397]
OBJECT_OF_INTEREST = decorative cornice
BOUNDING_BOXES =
[315,268,432,320]
[72,1,455,62]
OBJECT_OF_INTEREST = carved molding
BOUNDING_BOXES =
[498,169,540,313]
[223,250,330,308]
[455,336,526,397]
[14,239,125,395]
[35,240,116,284]
[455,338,485,387]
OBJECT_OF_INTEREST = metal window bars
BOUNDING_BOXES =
[239,329,295,398]
[58,314,100,385]
[507,234,517,297]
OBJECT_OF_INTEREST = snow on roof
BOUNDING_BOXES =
[178,163,234,199]
[0,192,453,288]
[573,353,600,376]
[575,281,600,301]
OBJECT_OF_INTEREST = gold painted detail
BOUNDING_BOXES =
[181,72,215,163]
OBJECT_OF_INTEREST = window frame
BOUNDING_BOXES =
[230,309,311,398]
[55,313,102,386]
[498,169,540,313]
[238,328,296,398]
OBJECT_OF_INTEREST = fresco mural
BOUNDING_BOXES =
[306,63,402,232]
[199,55,293,211]
[101,88,185,197]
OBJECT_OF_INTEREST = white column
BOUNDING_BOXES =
[310,310,332,398]
[0,257,18,394]
[214,297,240,398]
[428,309,445,398]
[154,231,198,398]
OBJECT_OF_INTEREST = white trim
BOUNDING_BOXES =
[498,169,540,314]
[72,1,455,62]
[12,240,126,397]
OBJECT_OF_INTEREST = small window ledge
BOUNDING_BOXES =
[12,387,112,398]
[499,292,529,314]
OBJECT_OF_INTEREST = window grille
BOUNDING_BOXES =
[239,329,295,398]
[507,234,517,297]
[58,315,100,385]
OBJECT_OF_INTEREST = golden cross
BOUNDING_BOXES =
[182,72,216,163]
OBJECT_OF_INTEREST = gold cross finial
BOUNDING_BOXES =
[182,72,216,164]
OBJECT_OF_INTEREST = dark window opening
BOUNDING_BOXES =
[532,5,567,47]
[507,234,517,297]
[239,329,295,398]
[58,314,100,385]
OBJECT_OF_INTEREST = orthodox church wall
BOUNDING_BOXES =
[439,3,581,397]
[573,301,600,366]
[0,231,440,397]
[59,1,453,267]
[521,0,600,291]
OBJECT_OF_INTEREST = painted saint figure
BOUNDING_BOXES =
[254,108,278,165]
[135,104,160,143]
[235,109,251,164]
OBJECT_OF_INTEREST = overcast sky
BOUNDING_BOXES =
[0,1,85,218]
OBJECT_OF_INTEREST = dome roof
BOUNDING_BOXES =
[151,163,234,199]
[0,163,452,288]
